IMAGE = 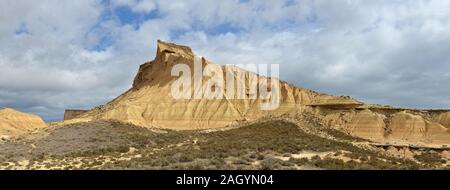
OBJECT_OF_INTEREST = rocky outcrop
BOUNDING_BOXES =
[433,111,450,129]
[64,109,89,120]
[346,110,386,141]
[319,108,450,146]
[0,108,47,137]
[388,111,427,143]
[69,40,358,129]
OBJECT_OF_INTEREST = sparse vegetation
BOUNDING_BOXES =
[414,152,445,165]
[260,157,284,170]
[0,119,442,170]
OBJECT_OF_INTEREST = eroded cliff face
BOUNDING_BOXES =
[346,110,386,141]
[70,40,359,130]
[0,108,48,138]
[433,112,450,128]
[319,108,450,146]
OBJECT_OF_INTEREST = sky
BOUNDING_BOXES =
[1,0,450,121]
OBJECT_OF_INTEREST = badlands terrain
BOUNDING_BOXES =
[1,41,450,170]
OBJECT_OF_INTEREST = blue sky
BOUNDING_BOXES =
[1,0,450,121]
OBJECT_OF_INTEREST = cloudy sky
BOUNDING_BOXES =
[1,0,450,121]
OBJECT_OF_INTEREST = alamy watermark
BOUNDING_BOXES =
[171,55,280,110]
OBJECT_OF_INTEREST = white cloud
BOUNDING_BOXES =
[1,0,450,120]
[111,0,156,13]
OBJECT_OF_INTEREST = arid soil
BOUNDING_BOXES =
[1,115,448,170]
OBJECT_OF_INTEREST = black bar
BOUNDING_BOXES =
[0,170,448,188]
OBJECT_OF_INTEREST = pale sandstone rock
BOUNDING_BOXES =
[69,40,359,130]
[388,111,427,143]
[0,108,48,137]
[433,112,450,129]
[64,109,89,120]
[441,151,450,159]
[319,109,450,146]
[346,110,386,141]
[386,111,450,145]
[385,147,415,159]
[423,121,449,145]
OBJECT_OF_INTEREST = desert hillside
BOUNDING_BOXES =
[0,108,47,138]
[60,40,450,147]
[1,115,449,170]
[66,40,359,130]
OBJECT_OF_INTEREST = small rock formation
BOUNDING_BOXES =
[64,109,89,120]
[0,108,47,137]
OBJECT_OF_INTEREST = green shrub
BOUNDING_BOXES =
[260,157,283,170]
[414,153,445,165]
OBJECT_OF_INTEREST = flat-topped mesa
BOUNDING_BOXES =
[64,109,89,120]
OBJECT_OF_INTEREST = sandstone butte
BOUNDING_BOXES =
[46,40,450,147]
[0,108,48,138]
